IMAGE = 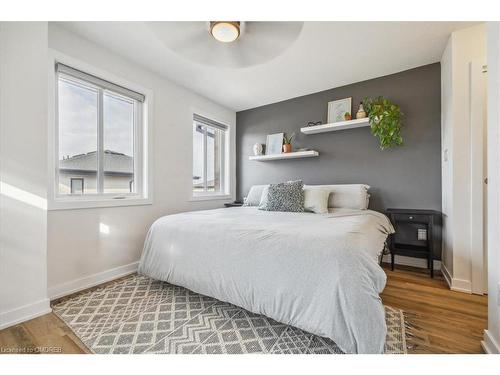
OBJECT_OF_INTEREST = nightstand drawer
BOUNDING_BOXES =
[392,213,429,223]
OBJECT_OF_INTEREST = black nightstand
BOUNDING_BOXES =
[224,202,243,208]
[385,209,442,278]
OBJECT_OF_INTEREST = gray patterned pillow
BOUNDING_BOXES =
[258,180,304,212]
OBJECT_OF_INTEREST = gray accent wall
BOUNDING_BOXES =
[236,63,441,212]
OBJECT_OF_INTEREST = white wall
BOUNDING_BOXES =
[46,25,236,298]
[0,22,51,328]
[483,21,500,354]
[440,24,486,292]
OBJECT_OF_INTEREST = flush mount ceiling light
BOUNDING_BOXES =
[210,21,240,43]
[147,22,303,68]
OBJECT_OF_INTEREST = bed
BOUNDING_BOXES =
[138,206,394,353]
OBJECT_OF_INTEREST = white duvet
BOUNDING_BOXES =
[138,207,394,353]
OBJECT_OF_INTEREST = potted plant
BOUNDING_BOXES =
[282,132,295,153]
[363,96,403,150]
[344,112,352,121]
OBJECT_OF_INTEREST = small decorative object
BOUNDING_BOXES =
[266,132,284,155]
[356,102,367,119]
[307,121,322,127]
[363,96,403,149]
[282,132,295,153]
[252,143,263,156]
[344,112,352,121]
[327,97,352,123]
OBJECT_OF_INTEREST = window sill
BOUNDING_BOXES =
[189,194,232,202]
[48,196,152,211]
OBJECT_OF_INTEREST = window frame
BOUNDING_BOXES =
[48,52,153,210]
[191,114,230,200]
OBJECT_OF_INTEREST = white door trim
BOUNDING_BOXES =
[469,60,488,295]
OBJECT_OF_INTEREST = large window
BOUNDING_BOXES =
[56,63,145,201]
[192,114,228,196]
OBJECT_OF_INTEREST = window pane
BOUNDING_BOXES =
[103,93,135,194]
[58,77,98,195]
[206,126,221,193]
[70,178,84,194]
[192,120,224,195]
[192,123,205,192]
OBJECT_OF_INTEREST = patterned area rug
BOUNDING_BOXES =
[52,274,407,354]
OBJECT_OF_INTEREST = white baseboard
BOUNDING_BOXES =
[48,261,139,300]
[382,254,441,270]
[441,263,453,289]
[482,330,500,354]
[435,262,472,293]
[382,255,475,294]
[0,298,52,330]
[450,278,472,294]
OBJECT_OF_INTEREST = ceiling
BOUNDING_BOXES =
[56,21,476,112]
[145,22,305,68]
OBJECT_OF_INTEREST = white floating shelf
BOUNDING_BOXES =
[249,150,319,161]
[301,117,370,135]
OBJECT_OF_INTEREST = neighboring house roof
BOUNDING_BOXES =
[59,150,133,176]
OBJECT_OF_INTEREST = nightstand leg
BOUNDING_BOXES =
[391,252,395,271]
[429,254,434,278]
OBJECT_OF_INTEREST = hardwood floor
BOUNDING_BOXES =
[380,264,487,353]
[0,265,488,354]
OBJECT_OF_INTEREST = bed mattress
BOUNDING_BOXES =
[138,207,394,353]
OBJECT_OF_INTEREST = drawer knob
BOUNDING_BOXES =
[409,216,414,219]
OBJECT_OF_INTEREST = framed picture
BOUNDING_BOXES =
[266,133,284,155]
[327,97,352,123]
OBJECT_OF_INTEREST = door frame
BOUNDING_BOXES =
[469,60,488,295]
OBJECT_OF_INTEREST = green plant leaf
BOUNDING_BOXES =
[363,96,403,150]
[283,132,295,145]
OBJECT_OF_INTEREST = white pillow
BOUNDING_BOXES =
[303,187,330,214]
[258,185,269,209]
[304,184,370,210]
[244,185,269,206]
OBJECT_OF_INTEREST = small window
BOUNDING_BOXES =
[56,63,146,202]
[192,114,228,196]
[70,178,84,194]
